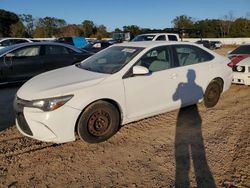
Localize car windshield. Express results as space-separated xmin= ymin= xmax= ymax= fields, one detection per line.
xmin=230 ymin=45 xmax=250 ymax=55
xmin=132 ymin=35 xmax=156 ymax=41
xmin=78 ymin=46 xmax=143 ymax=74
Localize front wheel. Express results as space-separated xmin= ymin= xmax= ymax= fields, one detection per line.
xmin=204 ymin=81 xmax=222 ymax=108
xmin=77 ymin=101 xmax=120 ymax=143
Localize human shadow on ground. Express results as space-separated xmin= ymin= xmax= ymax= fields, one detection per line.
xmin=0 ymin=85 xmax=19 ymax=132
xmin=173 ymin=69 xmax=215 ymax=188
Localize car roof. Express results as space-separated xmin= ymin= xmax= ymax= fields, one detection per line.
xmin=12 ymin=41 xmax=81 ymax=50
xmin=0 ymin=41 xmax=83 ymax=56
xmin=113 ymin=41 xmax=194 ymax=48
xmin=0 ymin=38 xmax=32 ymax=41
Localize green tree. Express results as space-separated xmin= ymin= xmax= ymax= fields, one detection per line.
xmin=194 ymin=19 xmax=221 ymax=38
xmin=0 ymin=9 xmax=19 ymax=37
xmin=35 ymin=17 xmax=66 ymax=37
xmin=123 ymin=25 xmax=141 ymax=37
xmin=81 ymin=20 xmax=95 ymax=37
xmin=113 ymin=28 xmax=122 ymax=32
xmin=33 ymin=27 xmax=47 ymax=38
xmin=172 ymin=15 xmax=194 ymax=29
xmin=10 ymin=21 xmax=26 ymax=37
xmin=60 ymin=24 xmax=81 ymax=37
xmin=230 ymin=18 xmax=250 ymax=37
xmin=95 ymin=25 xmax=109 ymax=39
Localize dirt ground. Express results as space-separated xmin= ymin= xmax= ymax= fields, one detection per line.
xmin=0 ymin=47 xmax=249 ymax=188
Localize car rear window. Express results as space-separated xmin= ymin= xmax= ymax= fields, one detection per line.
xmin=230 ymin=45 xmax=250 ymax=55
xmin=132 ymin=35 xmax=156 ymax=41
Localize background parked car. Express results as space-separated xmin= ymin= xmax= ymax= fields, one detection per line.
xmin=0 ymin=42 xmax=93 ymax=85
xmin=195 ymin=40 xmax=216 ymax=50
xmin=82 ymin=40 xmax=115 ymax=53
xmin=227 ymin=44 xmax=250 ymax=67
xmin=232 ymin=57 xmax=250 ymax=85
xmin=132 ymin=33 xmax=180 ymax=42
xmin=55 ymin=36 xmax=89 ymax=48
xmin=0 ymin=38 xmax=33 ymax=49
xmin=211 ymin=41 xmax=223 ymax=49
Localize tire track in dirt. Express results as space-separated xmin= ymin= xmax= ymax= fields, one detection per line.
xmin=0 ymin=137 xmax=57 ymax=158
xmin=0 ymin=85 xmax=249 ymax=187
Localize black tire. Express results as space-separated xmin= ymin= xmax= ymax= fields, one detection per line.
xmin=77 ymin=101 xmax=120 ymax=143
xmin=204 ymin=80 xmax=222 ymax=108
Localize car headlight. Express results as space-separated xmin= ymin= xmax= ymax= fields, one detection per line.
xmin=236 ymin=66 xmax=243 ymax=72
xmin=29 ymin=95 xmax=73 ymax=111
xmin=233 ymin=65 xmax=245 ymax=72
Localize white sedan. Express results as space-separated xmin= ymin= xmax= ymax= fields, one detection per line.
xmin=232 ymin=57 xmax=250 ymax=85
xmin=14 ymin=42 xmax=232 ymax=143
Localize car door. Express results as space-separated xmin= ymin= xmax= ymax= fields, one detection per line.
xmin=3 ymin=45 xmax=43 ymax=82
xmin=123 ymin=46 xmax=180 ymax=119
xmin=171 ymin=44 xmax=215 ymax=106
xmin=41 ymin=45 xmax=75 ymax=71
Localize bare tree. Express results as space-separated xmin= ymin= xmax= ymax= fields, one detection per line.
xmin=219 ymin=11 xmax=235 ymax=37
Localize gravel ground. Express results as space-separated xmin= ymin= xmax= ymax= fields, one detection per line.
xmin=0 ymin=47 xmax=249 ymax=188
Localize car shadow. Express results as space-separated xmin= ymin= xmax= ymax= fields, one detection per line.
xmin=0 ymin=85 xmax=19 ymax=132
xmin=173 ymin=69 xmax=215 ymax=188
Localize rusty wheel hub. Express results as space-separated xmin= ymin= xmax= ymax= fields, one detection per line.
xmin=87 ymin=110 xmax=110 ymax=136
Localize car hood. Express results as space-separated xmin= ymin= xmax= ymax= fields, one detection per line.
xmin=17 ymin=65 xmax=109 ymax=100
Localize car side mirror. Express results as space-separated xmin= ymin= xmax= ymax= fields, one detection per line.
xmin=132 ymin=65 xmax=149 ymax=75
xmin=5 ymin=53 xmax=15 ymax=58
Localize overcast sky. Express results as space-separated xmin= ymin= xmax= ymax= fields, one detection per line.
xmin=1 ymin=0 xmax=250 ymax=31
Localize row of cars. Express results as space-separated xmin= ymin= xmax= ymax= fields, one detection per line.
xmin=1 ymin=36 xmax=248 ymax=86
xmin=0 ymin=35 xmax=249 ymax=144
xmin=0 ymin=34 xmax=181 ymax=85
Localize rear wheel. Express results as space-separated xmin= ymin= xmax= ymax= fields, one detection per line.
xmin=77 ymin=101 xmax=120 ymax=143
xmin=204 ymin=80 xmax=222 ymax=108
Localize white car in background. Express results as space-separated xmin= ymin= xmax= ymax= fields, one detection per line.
xmin=0 ymin=38 xmax=33 ymax=49
xmin=232 ymin=57 xmax=250 ymax=85
xmin=132 ymin=33 xmax=180 ymax=42
xmin=14 ymin=41 xmax=232 ymax=144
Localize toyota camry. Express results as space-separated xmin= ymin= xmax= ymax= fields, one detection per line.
xmin=14 ymin=41 xmax=232 ymax=143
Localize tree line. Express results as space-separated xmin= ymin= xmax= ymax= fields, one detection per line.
xmin=0 ymin=9 xmax=250 ymax=39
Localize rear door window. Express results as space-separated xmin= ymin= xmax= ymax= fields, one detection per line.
xmin=173 ymin=45 xmax=214 ymax=66
xmin=168 ymin=35 xmax=178 ymax=41
xmin=45 ymin=45 xmax=70 ymax=55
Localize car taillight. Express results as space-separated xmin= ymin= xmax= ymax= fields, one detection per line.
xmin=227 ymin=61 xmax=234 ymax=68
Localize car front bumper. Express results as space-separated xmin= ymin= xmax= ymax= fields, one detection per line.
xmin=14 ymin=97 xmax=81 ymax=143
xmin=232 ymin=72 xmax=250 ymax=86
